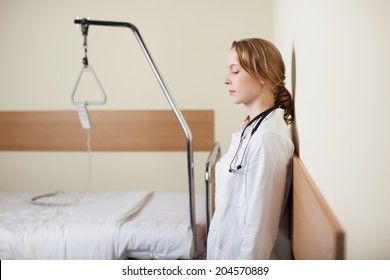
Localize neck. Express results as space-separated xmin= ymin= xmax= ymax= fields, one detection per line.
xmin=246 ymin=98 xmax=275 ymax=121
xmin=244 ymin=85 xmax=275 ymax=120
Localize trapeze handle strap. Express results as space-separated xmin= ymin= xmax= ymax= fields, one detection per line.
xmin=81 ymin=18 xmax=89 ymax=66
xmin=71 ymin=18 xmax=107 ymax=106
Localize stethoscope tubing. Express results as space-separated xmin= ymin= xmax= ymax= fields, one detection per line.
xmin=228 ymin=106 xmax=278 ymax=173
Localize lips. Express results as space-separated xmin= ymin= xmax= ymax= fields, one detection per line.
xmin=229 ymin=90 xmax=236 ymax=96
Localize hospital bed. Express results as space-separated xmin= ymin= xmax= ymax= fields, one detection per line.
xmin=0 ymin=18 xmax=221 ymax=260
xmin=0 ymin=109 xmax=216 ymax=259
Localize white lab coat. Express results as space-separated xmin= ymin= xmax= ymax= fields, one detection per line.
xmin=207 ymin=108 xmax=294 ymax=260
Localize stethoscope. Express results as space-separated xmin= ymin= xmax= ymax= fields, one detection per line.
xmin=228 ymin=105 xmax=278 ymax=173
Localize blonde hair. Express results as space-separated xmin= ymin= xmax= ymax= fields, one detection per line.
xmin=232 ymin=38 xmax=294 ymax=124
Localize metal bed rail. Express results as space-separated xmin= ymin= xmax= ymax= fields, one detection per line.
xmin=73 ymin=18 xmax=197 ymax=257
xmin=205 ymin=142 xmax=221 ymax=234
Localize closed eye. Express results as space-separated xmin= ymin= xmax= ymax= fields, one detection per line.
xmin=227 ymin=64 xmax=240 ymax=75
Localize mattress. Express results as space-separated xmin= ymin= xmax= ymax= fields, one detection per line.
xmin=0 ymin=190 xmax=206 ymax=260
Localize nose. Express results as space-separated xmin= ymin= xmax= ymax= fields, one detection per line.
xmin=224 ymin=75 xmax=231 ymax=85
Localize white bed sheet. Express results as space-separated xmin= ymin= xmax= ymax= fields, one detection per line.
xmin=0 ymin=190 xmax=206 ymax=260
xmin=119 ymin=192 xmax=206 ymax=260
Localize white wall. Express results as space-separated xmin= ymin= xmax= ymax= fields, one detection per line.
xmin=0 ymin=0 xmax=271 ymax=193
xmin=271 ymin=0 xmax=390 ymax=259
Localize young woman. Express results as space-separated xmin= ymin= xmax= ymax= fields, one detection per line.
xmin=207 ymin=38 xmax=295 ymax=260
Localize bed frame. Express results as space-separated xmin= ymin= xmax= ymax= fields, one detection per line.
xmin=0 ymin=109 xmax=214 ymax=259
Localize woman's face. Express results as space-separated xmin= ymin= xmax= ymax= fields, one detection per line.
xmin=225 ymin=48 xmax=264 ymax=106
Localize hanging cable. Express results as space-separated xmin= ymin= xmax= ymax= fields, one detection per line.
xmin=30 ymin=19 xmax=106 ymax=207
xmin=30 ymin=128 xmax=94 ymax=207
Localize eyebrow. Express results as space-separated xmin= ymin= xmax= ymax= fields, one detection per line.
xmin=227 ymin=64 xmax=240 ymax=69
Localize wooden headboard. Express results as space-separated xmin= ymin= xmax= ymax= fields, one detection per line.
xmin=0 ymin=110 xmax=214 ymax=151
xmin=292 ymin=155 xmax=345 ymax=259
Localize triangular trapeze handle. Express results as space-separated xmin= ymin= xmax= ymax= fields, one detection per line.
xmin=70 ymin=65 xmax=107 ymax=106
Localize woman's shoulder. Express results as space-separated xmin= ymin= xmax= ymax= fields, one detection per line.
xmin=260 ymin=109 xmax=292 ymax=137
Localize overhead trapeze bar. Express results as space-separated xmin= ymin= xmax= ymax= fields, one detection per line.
xmin=73 ymin=18 xmax=197 ymax=257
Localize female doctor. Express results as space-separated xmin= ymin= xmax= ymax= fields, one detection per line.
xmin=207 ymin=38 xmax=295 ymax=260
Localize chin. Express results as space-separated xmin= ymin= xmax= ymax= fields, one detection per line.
xmin=232 ymin=100 xmax=242 ymax=105
xmin=231 ymin=98 xmax=243 ymax=105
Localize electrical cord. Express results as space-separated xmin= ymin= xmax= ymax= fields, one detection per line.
xmin=30 ymin=129 xmax=93 ymax=207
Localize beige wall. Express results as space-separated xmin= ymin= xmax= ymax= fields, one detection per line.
xmin=271 ymin=0 xmax=390 ymax=259
xmin=0 ymin=0 xmax=271 ymax=193
xmin=2 ymin=0 xmax=389 ymax=261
